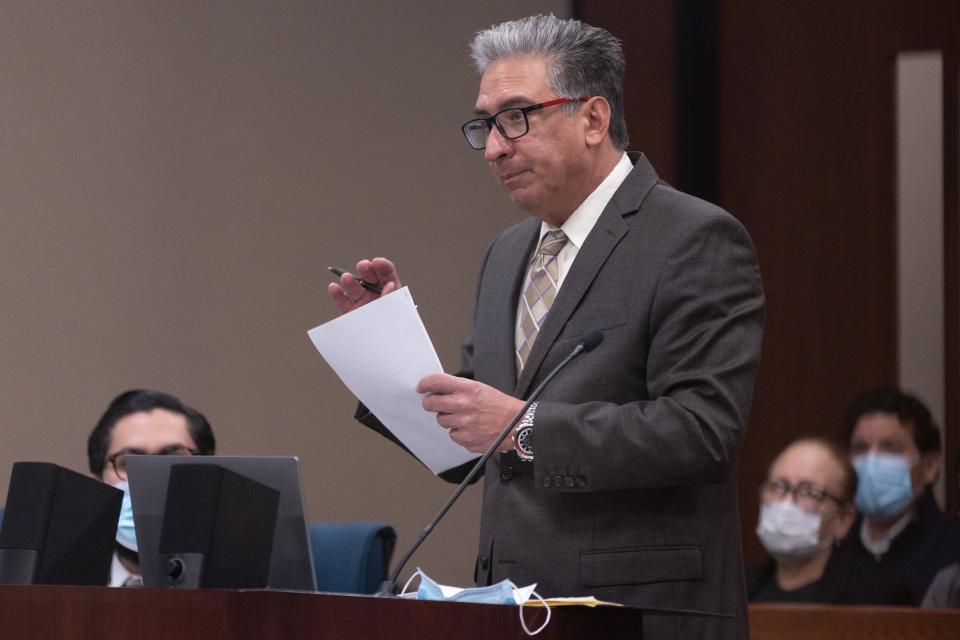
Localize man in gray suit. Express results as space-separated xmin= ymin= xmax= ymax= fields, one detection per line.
xmin=329 ymin=15 xmax=763 ymax=639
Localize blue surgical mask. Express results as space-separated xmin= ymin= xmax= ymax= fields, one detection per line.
xmin=406 ymin=568 xmax=549 ymax=636
xmin=853 ymin=453 xmax=914 ymax=520
xmin=415 ymin=569 xmax=524 ymax=605
xmin=111 ymin=480 xmax=138 ymax=552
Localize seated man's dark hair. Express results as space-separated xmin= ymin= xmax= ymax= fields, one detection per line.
xmin=844 ymin=387 xmax=940 ymax=455
xmin=87 ymin=389 xmax=215 ymax=477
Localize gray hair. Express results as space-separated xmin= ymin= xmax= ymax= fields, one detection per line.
xmin=469 ymin=14 xmax=628 ymax=150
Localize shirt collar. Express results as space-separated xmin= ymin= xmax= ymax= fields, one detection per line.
xmin=538 ymin=152 xmax=634 ymax=248
xmin=109 ymin=551 xmax=141 ymax=587
xmin=859 ymin=507 xmax=915 ymax=558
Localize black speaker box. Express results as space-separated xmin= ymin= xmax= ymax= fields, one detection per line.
xmin=0 ymin=462 xmax=122 ymax=585
xmin=158 ymin=463 xmax=279 ymax=589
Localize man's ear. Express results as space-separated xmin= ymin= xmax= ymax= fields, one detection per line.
xmin=919 ymin=449 xmax=942 ymax=486
xmin=583 ymin=96 xmax=612 ymax=147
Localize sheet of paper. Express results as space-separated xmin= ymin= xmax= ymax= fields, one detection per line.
xmin=307 ymin=287 xmax=477 ymax=474
xmin=524 ymin=596 xmax=623 ymax=607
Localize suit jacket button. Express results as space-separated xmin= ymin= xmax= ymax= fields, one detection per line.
xmin=500 ymin=465 xmax=515 ymax=481
xmin=541 ymin=476 xmax=552 ymax=488
xmin=563 ymin=476 xmax=575 ymax=488
xmin=553 ymin=475 xmax=563 ymax=488
xmin=480 ymin=555 xmax=489 ymax=571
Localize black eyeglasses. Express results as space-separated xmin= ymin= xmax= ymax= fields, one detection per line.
xmin=106 ymin=444 xmax=199 ymax=480
xmin=461 ymin=97 xmax=589 ymax=150
xmin=759 ymin=479 xmax=844 ymax=510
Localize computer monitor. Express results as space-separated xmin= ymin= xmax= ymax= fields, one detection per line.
xmin=0 ymin=462 xmax=121 ymax=586
xmin=125 ymin=455 xmax=317 ymax=591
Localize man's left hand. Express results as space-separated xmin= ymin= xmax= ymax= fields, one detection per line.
xmin=417 ymin=374 xmax=526 ymax=453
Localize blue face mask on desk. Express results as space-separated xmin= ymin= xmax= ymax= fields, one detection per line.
xmin=416 ymin=570 xmax=524 ymax=605
xmin=111 ymin=481 xmax=138 ymax=552
xmin=404 ymin=568 xmax=550 ymax=636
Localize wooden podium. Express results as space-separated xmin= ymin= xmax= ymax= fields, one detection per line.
xmin=5 ymin=585 xmax=960 ymax=639
xmin=0 ymin=584 xmax=642 ymax=639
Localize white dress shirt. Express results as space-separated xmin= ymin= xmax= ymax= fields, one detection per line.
xmin=515 ymin=152 xmax=633 ymax=330
xmin=109 ymin=551 xmax=142 ymax=587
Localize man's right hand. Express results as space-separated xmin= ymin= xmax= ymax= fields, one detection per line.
xmin=327 ymin=257 xmax=402 ymax=314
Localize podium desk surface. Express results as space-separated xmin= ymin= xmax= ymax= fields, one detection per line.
xmin=0 ymin=584 xmax=641 ymax=640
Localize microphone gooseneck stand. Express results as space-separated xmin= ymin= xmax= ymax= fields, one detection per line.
xmin=376 ymin=330 xmax=604 ymax=596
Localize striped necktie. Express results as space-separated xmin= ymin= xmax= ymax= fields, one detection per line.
xmin=515 ymin=230 xmax=568 ymax=372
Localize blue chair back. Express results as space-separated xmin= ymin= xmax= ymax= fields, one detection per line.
xmin=309 ymin=522 xmax=395 ymax=594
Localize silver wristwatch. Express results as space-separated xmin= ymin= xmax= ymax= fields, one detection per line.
xmin=513 ymin=401 xmax=537 ymax=461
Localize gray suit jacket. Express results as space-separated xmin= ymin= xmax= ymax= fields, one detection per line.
xmin=462 ymin=153 xmax=763 ymax=639
xmin=359 ymin=153 xmax=762 ymax=639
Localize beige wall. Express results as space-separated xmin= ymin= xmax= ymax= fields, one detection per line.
xmin=0 ymin=1 xmax=568 ymax=586
xmin=896 ymin=51 xmax=948 ymax=504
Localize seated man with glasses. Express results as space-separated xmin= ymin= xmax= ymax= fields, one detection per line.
xmin=746 ymin=437 xmax=910 ymax=604
xmin=86 ymin=389 xmax=215 ymax=586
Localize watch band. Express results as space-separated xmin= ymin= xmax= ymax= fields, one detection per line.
xmin=513 ymin=401 xmax=537 ymax=461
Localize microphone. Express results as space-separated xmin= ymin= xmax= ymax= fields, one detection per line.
xmin=376 ymin=329 xmax=604 ymax=596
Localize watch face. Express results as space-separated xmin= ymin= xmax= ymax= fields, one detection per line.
xmin=515 ymin=424 xmax=534 ymax=460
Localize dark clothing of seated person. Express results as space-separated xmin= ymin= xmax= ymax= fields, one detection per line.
xmin=844 ymin=387 xmax=960 ymax=604
xmin=747 ymin=437 xmax=911 ymax=605
xmin=747 ymin=542 xmax=912 ymax=605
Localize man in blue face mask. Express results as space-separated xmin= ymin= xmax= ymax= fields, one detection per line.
xmin=87 ymin=389 xmax=216 ymax=587
xmin=844 ymin=387 xmax=960 ymax=604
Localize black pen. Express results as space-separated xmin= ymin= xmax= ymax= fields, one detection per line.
xmin=328 ymin=266 xmax=383 ymax=295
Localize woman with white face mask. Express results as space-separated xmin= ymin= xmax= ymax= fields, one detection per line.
xmin=746 ymin=438 xmax=911 ymax=604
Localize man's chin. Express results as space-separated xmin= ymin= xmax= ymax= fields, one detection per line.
xmin=503 ymin=185 xmax=538 ymax=213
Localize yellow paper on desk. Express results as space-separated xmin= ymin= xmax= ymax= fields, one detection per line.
xmin=524 ymin=596 xmax=623 ymax=608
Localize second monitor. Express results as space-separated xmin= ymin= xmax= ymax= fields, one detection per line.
xmin=125 ymin=455 xmax=317 ymax=591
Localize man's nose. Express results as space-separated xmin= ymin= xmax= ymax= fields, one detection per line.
xmin=483 ymin=126 xmax=512 ymax=161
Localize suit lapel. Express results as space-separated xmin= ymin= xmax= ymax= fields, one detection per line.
xmin=513 ymin=153 xmax=659 ymax=398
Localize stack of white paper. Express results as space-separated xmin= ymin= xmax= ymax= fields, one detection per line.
xmin=307 ymin=287 xmax=477 ymax=474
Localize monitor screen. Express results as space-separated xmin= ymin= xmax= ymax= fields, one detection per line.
xmin=125 ymin=455 xmax=317 ymax=591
